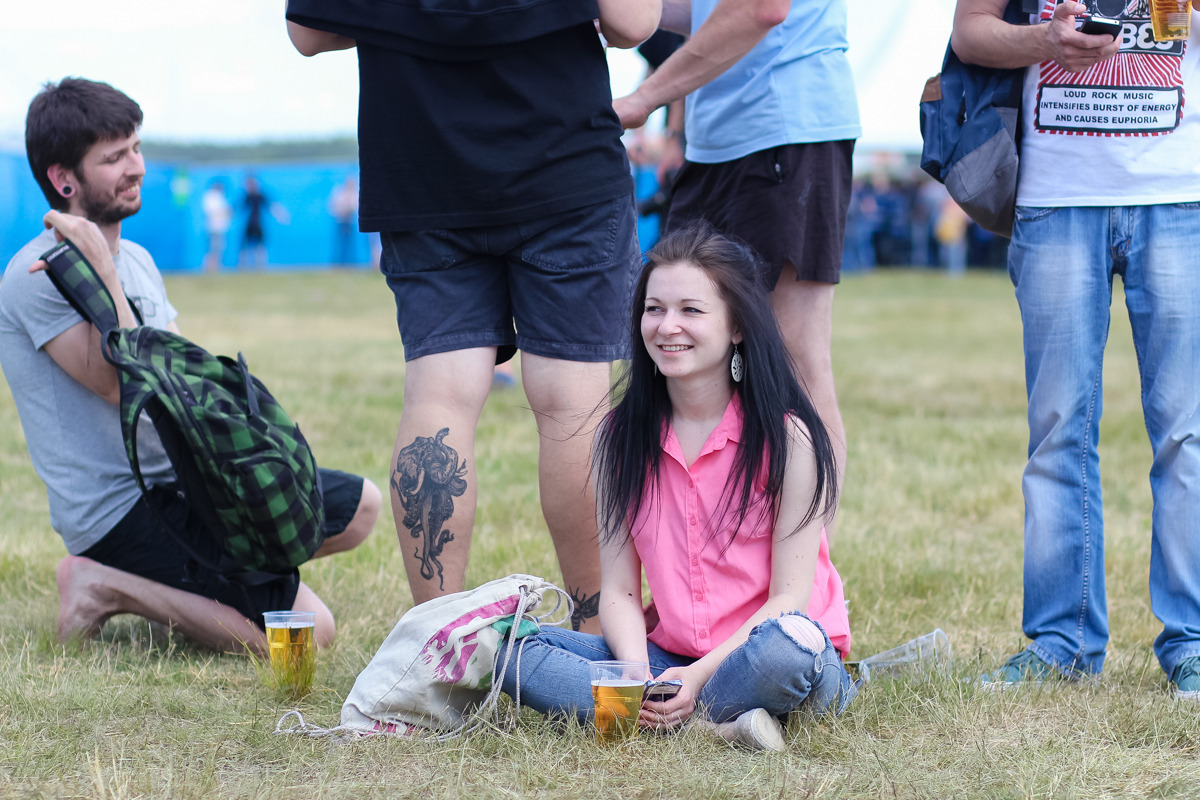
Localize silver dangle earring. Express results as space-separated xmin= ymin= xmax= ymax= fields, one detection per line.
xmin=730 ymin=344 xmax=744 ymax=383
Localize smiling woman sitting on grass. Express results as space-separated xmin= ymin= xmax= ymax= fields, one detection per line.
xmin=494 ymin=222 xmax=856 ymax=751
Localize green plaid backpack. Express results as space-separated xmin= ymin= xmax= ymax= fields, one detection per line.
xmin=41 ymin=240 xmax=325 ymax=579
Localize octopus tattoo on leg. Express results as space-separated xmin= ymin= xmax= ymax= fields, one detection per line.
xmin=392 ymin=428 xmax=468 ymax=590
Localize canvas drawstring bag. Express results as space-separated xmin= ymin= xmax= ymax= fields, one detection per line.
xmin=276 ymin=573 xmax=571 ymax=741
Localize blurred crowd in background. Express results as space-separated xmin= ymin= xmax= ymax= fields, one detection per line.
xmin=843 ymin=172 xmax=1010 ymax=273
xmin=0 ymin=144 xmax=1001 ymax=275
xmin=630 ymin=144 xmax=1006 ymax=279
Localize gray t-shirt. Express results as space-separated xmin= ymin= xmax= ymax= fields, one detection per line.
xmin=0 ymin=229 xmax=177 ymax=553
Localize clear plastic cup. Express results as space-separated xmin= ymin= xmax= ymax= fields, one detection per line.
xmin=263 ymin=610 xmax=317 ymax=698
xmin=1151 ymin=0 xmax=1192 ymax=41
xmin=853 ymin=628 xmax=953 ymax=683
xmin=589 ymin=660 xmax=647 ymax=745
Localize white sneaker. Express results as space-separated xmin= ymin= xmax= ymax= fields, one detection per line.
xmin=706 ymin=708 xmax=786 ymax=752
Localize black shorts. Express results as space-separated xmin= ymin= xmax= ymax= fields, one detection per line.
xmin=81 ymin=468 xmax=364 ymax=630
xmin=665 ymin=140 xmax=855 ymax=287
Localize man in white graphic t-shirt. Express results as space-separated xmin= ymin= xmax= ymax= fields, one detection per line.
xmin=953 ymin=0 xmax=1200 ymax=697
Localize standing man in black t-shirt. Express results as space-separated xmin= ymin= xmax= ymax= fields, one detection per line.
xmin=286 ymin=1 xmax=659 ymax=632
xmin=238 ymin=174 xmax=269 ymax=269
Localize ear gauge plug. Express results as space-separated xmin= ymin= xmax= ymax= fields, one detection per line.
xmin=61 ymin=185 xmax=74 ymax=197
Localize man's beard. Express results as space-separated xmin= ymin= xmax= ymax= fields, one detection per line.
xmin=77 ymin=177 xmax=141 ymax=226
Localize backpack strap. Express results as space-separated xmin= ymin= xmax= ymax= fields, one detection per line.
xmin=123 ymin=382 xmax=162 ymax=499
xmin=39 ymin=240 xmax=144 ymax=359
xmin=238 ymin=352 xmax=261 ymax=417
xmin=120 ymin=376 xmax=214 ymax=570
xmin=40 ymin=240 xmax=122 ymax=337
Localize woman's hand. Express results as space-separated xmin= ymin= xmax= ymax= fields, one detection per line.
xmin=638 ymin=665 xmax=702 ymax=731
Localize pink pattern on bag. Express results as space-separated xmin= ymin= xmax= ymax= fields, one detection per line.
xmin=420 ymin=595 xmax=520 ymax=682
xmin=370 ymin=719 xmax=422 ymax=736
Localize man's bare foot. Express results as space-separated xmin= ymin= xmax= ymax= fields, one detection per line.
xmin=54 ymin=555 xmax=275 ymax=653
xmin=56 ymin=556 xmax=116 ymax=642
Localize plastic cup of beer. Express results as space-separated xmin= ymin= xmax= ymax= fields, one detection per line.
xmin=589 ymin=660 xmax=647 ymax=745
xmin=263 ymin=610 xmax=317 ymax=699
xmin=1151 ymin=0 xmax=1192 ymax=41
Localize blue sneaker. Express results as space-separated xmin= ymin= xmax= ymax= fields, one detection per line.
xmin=981 ymin=649 xmax=1063 ymax=688
xmin=1171 ymin=656 xmax=1200 ymax=701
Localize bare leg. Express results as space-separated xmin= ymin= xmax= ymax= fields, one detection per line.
xmin=56 ymin=557 xmax=336 ymax=655
xmin=313 ymin=477 xmax=381 ymax=558
xmin=770 ymin=268 xmax=845 ymax=540
xmin=291 ymin=581 xmax=336 ymax=649
xmin=391 ymin=348 xmax=494 ymax=606
xmin=57 ymin=556 xmax=258 ymax=653
xmin=520 ymin=354 xmax=610 ymax=634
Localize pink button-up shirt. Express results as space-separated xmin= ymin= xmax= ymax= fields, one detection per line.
xmin=630 ymin=396 xmax=851 ymax=660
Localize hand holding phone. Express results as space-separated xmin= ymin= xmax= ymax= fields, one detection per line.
xmin=1079 ymin=15 xmax=1121 ymax=38
xmin=643 ymin=679 xmax=683 ymax=702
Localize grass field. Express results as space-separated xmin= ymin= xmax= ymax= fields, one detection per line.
xmin=2 ymin=267 xmax=1198 ymax=799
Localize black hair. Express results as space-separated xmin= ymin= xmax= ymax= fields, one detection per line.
xmin=593 ymin=221 xmax=838 ymax=548
xmin=25 ymin=78 xmax=143 ymax=211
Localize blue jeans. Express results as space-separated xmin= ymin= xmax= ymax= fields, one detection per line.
xmin=496 ymin=613 xmax=856 ymax=724
xmin=1008 ymin=203 xmax=1200 ymax=678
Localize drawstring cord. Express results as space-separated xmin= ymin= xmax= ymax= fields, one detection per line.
xmin=275 ymin=579 xmax=573 ymax=742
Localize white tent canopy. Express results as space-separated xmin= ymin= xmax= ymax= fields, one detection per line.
xmin=847 ymin=0 xmax=957 ymax=152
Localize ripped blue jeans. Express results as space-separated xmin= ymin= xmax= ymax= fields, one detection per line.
xmin=496 ymin=613 xmax=856 ymax=724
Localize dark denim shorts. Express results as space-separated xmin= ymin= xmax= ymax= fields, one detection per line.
xmin=83 ymin=468 xmax=364 ymax=630
xmin=379 ymin=194 xmax=639 ymax=364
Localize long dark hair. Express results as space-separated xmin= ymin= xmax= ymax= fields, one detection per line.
xmin=593 ymin=222 xmax=838 ymax=547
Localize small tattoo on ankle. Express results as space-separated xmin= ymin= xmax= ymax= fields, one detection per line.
xmin=569 ymin=586 xmax=600 ymax=631
xmin=392 ymin=427 xmax=467 ymax=590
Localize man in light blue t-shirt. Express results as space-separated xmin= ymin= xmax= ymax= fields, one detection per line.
xmin=614 ymin=0 xmax=861 ymax=541
xmin=0 ymin=78 xmax=381 ymax=654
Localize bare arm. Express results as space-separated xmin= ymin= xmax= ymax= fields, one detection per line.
xmin=952 ymin=0 xmax=1119 ymax=71
xmin=287 ymin=20 xmax=355 ymax=56
xmin=597 ymin=529 xmax=652 ymax=671
xmin=43 ymin=310 xmax=180 ymax=405
xmin=32 ymin=212 xmax=140 ymax=404
xmin=42 ymin=322 xmax=120 ymax=404
xmin=613 ymin=0 xmax=788 ymax=129
xmin=42 ymin=293 xmax=179 ymax=405
xmin=597 ymin=0 xmax=664 ymax=49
